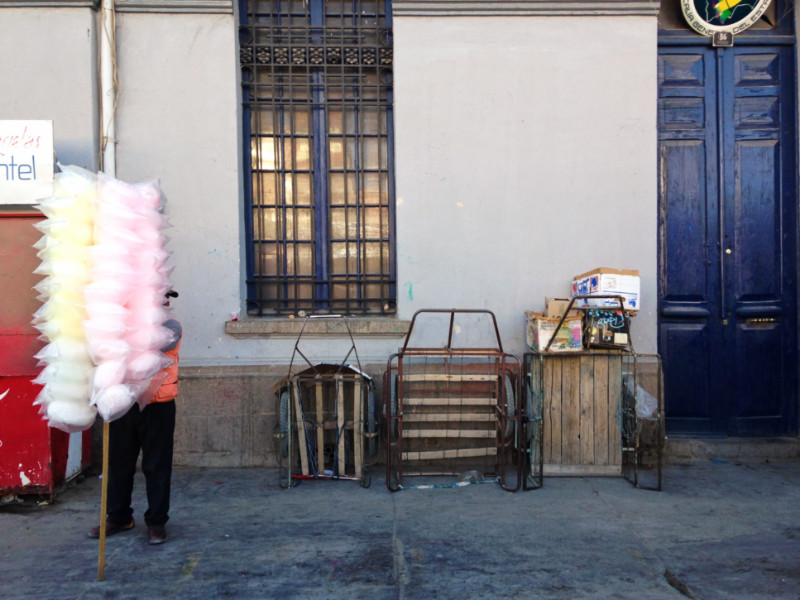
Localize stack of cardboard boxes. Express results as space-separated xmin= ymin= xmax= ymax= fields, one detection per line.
xmin=526 ymin=268 xmax=640 ymax=352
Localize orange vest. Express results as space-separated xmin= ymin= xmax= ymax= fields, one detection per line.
xmin=151 ymin=338 xmax=181 ymax=403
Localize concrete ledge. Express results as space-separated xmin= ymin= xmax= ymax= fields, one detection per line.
xmin=392 ymin=0 xmax=661 ymax=17
xmin=666 ymin=437 xmax=800 ymax=463
xmin=225 ymin=318 xmax=411 ymax=339
xmin=115 ymin=0 xmax=233 ymax=12
xmin=0 ymin=1 xmax=96 ymax=6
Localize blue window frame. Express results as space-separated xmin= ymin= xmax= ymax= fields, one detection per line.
xmin=239 ymin=0 xmax=396 ymax=317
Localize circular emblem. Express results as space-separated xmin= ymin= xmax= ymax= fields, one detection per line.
xmin=681 ymin=0 xmax=772 ymax=36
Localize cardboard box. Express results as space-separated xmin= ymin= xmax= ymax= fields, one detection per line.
xmin=526 ymin=311 xmax=583 ymax=352
xmin=571 ymin=268 xmax=640 ymax=311
xmin=544 ymin=297 xmax=581 ymax=319
xmin=583 ymin=309 xmax=631 ymax=349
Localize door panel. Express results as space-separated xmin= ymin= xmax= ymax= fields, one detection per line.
xmin=660 ymin=323 xmax=715 ymax=424
xmin=732 ymin=140 xmax=780 ymax=299
xmin=658 ymin=45 xmax=797 ymax=436
xmin=659 ymin=48 xmax=722 ymax=433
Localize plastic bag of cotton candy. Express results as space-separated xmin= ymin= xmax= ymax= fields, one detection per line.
xmin=31 ymin=167 xmax=177 ymax=428
xmin=31 ymin=165 xmax=99 ymax=432
xmin=85 ymin=175 xmax=175 ymax=422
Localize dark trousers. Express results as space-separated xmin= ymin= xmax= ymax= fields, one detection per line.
xmin=107 ymin=400 xmax=175 ymax=527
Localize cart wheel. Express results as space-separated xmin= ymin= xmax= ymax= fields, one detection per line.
xmin=525 ymin=383 xmax=534 ymax=443
xmin=276 ymin=390 xmax=290 ymax=458
xmin=504 ymin=374 xmax=516 ymax=439
xmin=390 ymin=373 xmax=399 ymax=440
xmin=367 ymin=384 xmax=378 ymax=458
xmin=360 ymin=468 xmax=371 ymax=488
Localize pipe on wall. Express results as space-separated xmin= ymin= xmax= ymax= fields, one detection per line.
xmin=99 ymin=0 xmax=116 ymax=177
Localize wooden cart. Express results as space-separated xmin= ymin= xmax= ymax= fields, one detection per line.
xmin=384 ymin=309 xmax=522 ymax=492
xmin=273 ymin=316 xmax=378 ymax=488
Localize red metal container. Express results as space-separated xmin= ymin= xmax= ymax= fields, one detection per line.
xmin=0 ymin=214 xmax=91 ymax=499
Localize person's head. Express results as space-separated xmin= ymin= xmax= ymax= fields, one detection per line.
xmin=164 ymin=289 xmax=179 ymax=307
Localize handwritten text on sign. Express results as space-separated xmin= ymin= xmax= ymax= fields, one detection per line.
xmin=0 ymin=120 xmax=54 ymax=205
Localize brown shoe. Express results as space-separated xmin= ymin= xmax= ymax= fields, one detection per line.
xmin=147 ymin=525 xmax=167 ymax=545
xmin=88 ymin=518 xmax=135 ymax=538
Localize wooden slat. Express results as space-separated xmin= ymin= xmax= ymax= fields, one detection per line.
xmin=401 ymin=373 xmax=497 ymax=382
xmin=561 ymin=356 xmax=581 ymax=464
xmin=544 ymin=464 xmax=621 ymax=477
xmin=337 ymin=377 xmax=345 ymax=475
xmin=403 ymin=397 xmax=496 ymax=406
xmin=291 ymin=382 xmax=309 ymax=476
xmin=354 ymin=379 xmax=363 ymax=478
xmin=544 ymin=357 xmax=562 ymax=465
xmin=579 ymin=356 xmax=595 ymax=465
xmin=402 ymin=447 xmax=497 ymax=460
xmin=402 ymin=413 xmax=496 ymax=422
xmin=315 ymin=382 xmax=325 ymax=473
xmin=607 ymin=356 xmax=623 ymax=465
xmin=402 ymin=429 xmax=496 ymax=438
xmin=594 ymin=357 xmax=610 ymax=465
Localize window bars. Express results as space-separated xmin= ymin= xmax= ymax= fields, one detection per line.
xmin=384 ymin=310 xmax=523 ymax=492
xmin=240 ymin=0 xmax=396 ymax=316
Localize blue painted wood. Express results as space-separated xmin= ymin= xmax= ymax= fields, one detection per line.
xmin=658 ymin=45 xmax=797 ymax=436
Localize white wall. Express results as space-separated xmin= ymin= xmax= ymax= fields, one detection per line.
xmin=114 ymin=13 xmax=246 ymax=367
xmin=393 ymin=16 xmax=659 ymax=355
xmin=110 ymin=12 xmax=661 ymax=365
xmin=2 ymin=8 xmax=658 ymax=367
xmin=0 ymin=8 xmax=98 ymax=169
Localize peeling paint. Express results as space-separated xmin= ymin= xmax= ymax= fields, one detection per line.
xmin=19 ymin=471 xmax=30 ymax=486
xmin=0 ymin=388 xmax=9 ymax=401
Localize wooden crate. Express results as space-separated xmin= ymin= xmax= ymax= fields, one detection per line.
xmin=529 ymin=352 xmax=623 ymax=476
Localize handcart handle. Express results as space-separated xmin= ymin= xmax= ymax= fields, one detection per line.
xmin=402 ymin=309 xmax=504 ymax=353
xmin=288 ymin=314 xmax=363 ymax=377
xmin=543 ymin=295 xmax=631 ymax=353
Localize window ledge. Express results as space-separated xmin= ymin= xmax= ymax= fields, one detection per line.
xmin=225 ymin=317 xmax=411 ymax=339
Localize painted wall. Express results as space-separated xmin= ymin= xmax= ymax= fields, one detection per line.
xmin=0 ymin=8 xmax=98 ymax=170
xmin=113 ymin=11 xmax=659 ymax=368
xmin=393 ymin=16 xmax=659 ymax=355
xmin=0 ymin=6 xmax=660 ymax=467
xmin=113 ymin=12 xmax=246 ymax=367
xmin=1 ymin=8 xmax=658 ymax=368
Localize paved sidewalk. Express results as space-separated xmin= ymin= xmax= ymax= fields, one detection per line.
xmin=2 ymin=460 xmax=799 ymax=599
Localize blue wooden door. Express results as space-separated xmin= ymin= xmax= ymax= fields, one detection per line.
xmin=658 ymin=45 xmax=797 ymax=435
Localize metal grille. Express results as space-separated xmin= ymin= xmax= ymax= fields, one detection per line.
xmin=240 ymin=0 xmax=396 ymax=316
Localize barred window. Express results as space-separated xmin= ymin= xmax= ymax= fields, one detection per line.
xmin=239 ymin=0 xmax=396 ymax=317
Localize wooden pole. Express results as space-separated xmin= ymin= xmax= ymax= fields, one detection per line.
xmin=315 ymin=382 xmax=324 ymax=472
xmin=97 ymin=420 xmax=110 ymax=581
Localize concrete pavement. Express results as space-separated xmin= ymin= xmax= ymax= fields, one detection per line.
xmin=2 ymin=459 xmax=799 ymax=599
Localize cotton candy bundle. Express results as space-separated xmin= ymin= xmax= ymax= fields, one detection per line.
xmin=86 ymin=176 xmax=175 ymax=421
xmin=31 ymin=166 xmax=98 ymax=432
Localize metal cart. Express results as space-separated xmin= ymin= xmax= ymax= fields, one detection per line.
xmin=384 ymin=309 xmax=522 ymax=492
xmin=621 ymin=353 xmax=664 ymax=491
xmin=530 ymin=295 xmax=664 ymax=490
xmin=273 ymin=315 xmax=378 ymax=488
